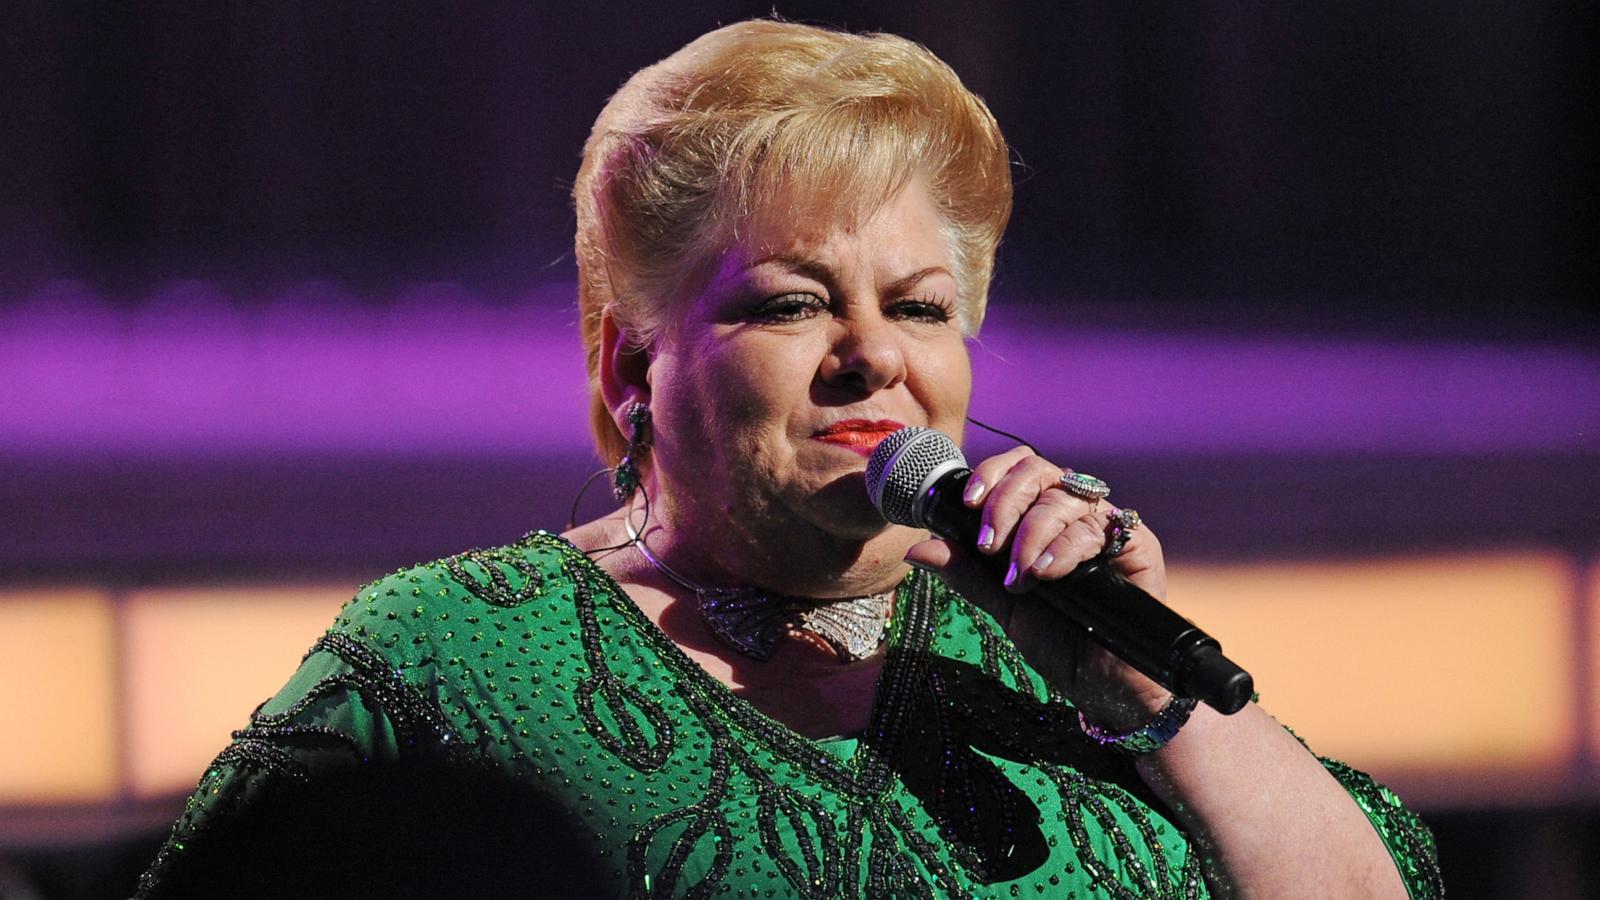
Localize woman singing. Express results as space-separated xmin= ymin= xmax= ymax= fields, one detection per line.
xmin=140 ymin=20 xmax=1439 ymax=899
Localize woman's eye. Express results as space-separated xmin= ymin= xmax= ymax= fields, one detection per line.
xmin=751 ymin=292 xmax=826 ymax=322
xmin=888 ymin=297 xmax=955 ymax=323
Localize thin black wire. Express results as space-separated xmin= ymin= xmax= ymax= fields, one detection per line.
xmin=965 ymin=415 xmax=1038 ymax=455
xmin=566 ymin=466 xmax=648 ymax=555
xmin=565 ymin=467 xmax=611 ymax=531
xmin=573 ymin=417 xmax=1028 ymax=555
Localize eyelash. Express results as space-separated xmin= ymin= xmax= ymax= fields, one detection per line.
xmin=889 ymin=297 xmax=955 ymax=324
xmin=751 ymin=292 xmax=827 ymax=323
xmin=749 ymin=292 xmax=955 ymax=324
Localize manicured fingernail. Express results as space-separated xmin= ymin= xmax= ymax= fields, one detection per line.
xmin=1003 ymin=561 xmax=1018 ymax=587
xmin=976 ymin=524 xmax=995 ymax=550
xmin=1030 ymin=551 xmax=1055 ymax=573
xmin=963 ymin=478 xmax=986 ymax=504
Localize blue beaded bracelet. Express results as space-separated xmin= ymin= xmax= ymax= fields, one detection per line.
xmin=1078 ymin=695 xmax=1198 ymax=755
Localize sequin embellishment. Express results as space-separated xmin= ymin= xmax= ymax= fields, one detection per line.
xmin=138 ymin=531 xmax=1441 ymax=900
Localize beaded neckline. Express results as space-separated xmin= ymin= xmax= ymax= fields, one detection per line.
xmin=623 ymin=517 xmax=895 ymax=662
xmin=534 ymin=530 xmax=934 ymax=797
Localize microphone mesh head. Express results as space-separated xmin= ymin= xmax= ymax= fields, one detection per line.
xmin=865 ymin=427 xmax=967 ymax=526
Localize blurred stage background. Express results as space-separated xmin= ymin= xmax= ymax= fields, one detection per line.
xmin=1 ymin=2 xmax=1595 ymax=897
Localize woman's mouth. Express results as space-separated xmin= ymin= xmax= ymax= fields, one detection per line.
xmin=812 ymin=419 xmax=905 ymax=457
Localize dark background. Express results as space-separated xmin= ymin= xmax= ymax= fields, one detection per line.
xmin=2 ymin=3 xmax=1596 ymax=898
xmin=3 ymin=1 xmax=1593 ymax=336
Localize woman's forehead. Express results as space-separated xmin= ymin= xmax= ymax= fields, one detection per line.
xmin=728 ymin=177 xmax=949 ymax=269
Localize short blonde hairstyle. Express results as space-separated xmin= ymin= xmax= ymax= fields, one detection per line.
xmin=574 ymin=19 xmax=1012 ymax=464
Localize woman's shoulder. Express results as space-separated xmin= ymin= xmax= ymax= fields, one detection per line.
xmin=327 ymin=531 xmax=591 ymax=649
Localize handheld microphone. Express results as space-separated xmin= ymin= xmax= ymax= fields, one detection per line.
xmin=866 ymin=427 xmax=1253 ymax=715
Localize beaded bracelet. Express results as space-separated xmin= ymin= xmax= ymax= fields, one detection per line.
xmin=1077 ymin=695 xmax=1198 ymax=755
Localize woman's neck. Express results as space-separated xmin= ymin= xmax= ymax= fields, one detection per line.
xmin=615 ymin=493 xmax=915 ymax=600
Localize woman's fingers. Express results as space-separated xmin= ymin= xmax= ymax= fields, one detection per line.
xmin=945 ymin=446 xmax=1163 ymax=596
xmin=1005 ymin=495 xmax=1106 ymax=588
xmin=1013 ymin=510 xmax=1111 ymax=590
xmin=961 ymin=445 xmax=1036 ymax=519
xmin=1104 ymin=511 xmax=1168 ymax=601
xmin=916 ymin=449 xmax=1175 ymax=704
xmin=965 ymin=450 xmax=1103 ymax=575
xmin=973 ymin=454 xmax=1092 ymax=555
xmin=902 ymin=536 xmax=956 ymax=571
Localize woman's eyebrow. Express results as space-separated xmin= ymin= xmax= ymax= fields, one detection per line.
xmin=745 ymin=256 xmax=951 ymax=295
xmin=744 ymin=253 xmax=832 ymax=284
xmin=881 ymin=266 xmax=952 ymax=295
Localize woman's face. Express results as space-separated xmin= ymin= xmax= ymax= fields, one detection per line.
xmin=640 ymin=178 xmax=973 ymax=549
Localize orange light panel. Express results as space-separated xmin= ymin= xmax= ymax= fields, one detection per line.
xmin=1588 ymin=559 xmax=1600 ymax=755
xmin=122 ymin=584 xmax=349 ymax=798
xmin=1169 ymin=553 xmax=1575 ymax=775
xmin=0 ymin=589 xmax=119 ymax=802
xmin=4 ymin=553 xmax=1581 ymax=814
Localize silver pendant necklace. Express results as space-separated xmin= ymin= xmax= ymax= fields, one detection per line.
xmin=623 ymin=513 xmax=894 ymax=662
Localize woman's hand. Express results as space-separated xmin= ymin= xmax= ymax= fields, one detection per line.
xmin=907 ymin=446 xmax=1414 ymax=899
xmin=901 ymin=446 xmax=1171 ymax=729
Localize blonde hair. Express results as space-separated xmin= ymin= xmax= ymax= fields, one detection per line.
xmin=574 ymin=19 xmax=1012 ymax=464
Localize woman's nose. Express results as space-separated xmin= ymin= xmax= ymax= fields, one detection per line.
xmin=822 ymin=314 xmax=908 ymax=395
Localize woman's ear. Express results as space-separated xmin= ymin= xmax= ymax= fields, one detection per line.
xmin=598 ymin=305 xmax=652 ymax=425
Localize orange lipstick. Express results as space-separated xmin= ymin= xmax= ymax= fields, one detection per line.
xmin=813 ymin=419 xmax=905 ymax=457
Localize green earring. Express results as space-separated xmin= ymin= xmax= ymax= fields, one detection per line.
xmin=612 ymin=402 xmax=651 ymax=503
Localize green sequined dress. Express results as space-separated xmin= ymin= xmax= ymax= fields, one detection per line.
xmin=138 ymin=532 xmax=1441 ymax=898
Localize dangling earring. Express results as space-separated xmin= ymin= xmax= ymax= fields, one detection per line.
xmin=612 ymin=401 xmax=651 ymax=503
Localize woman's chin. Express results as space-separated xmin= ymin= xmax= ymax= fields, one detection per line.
xmin=796 ymin=477 xmax=899 ymax=541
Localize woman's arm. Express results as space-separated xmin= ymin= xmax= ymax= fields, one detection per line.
xmin=1135 ymin=700 xmax=1411 ymax=898
xmin=904 ymin=445 xmax=1429 ymax=899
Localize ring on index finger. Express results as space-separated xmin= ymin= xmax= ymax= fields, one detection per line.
xmin=1057 ymin=470 xmax=1111 ymax=502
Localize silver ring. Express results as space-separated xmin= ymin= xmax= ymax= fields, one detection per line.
xmin=1105 ymin=508 xmax=1142 ymax=556
xmin=1057 ymin=471 xmax=1110 ymax=502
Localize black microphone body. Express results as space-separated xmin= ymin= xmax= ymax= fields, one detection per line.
xmin=923 ymin=468 xmax=1252 ymax=715
xmin=866 ymin=427 xmax=1252 ymax=715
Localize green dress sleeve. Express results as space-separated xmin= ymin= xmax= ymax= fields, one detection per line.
xmin=1318 ymin=757 xmax=1443 ymax=900
xmin=134 ymin=631 xmax=463 ymax=898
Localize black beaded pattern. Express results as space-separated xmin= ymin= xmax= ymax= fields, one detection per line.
xmin=626 ymin=743 xmax=736 ymax=899
xmin=231 ymin=723 xmax=369 ymax=762
xmin=541 ymin=531 xmax=963 ymax=895
xmin=754 ymin=777 xmax=841 ymax=898
xmin=210 ymin=739 xmax=312 ymax=785
xmin=262 ymin=631 xmax=467 ymax=757
xmin=573 ymin=573 xmax=674 ymax=771
xmin=541 ymin=530 xmax=1197 ymax=898
xmin=973 ymin=603 xmax=1039 ymax=695
xmin=442 ymin=545 xmax=546 ymax=608
xmin=1043 ymin=762 xmax=1203 ymax=900
xmin=868 ymin=810 xmax=938 ymax=898
xmin=140 ymin=532 xmax=1442 ymax=900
